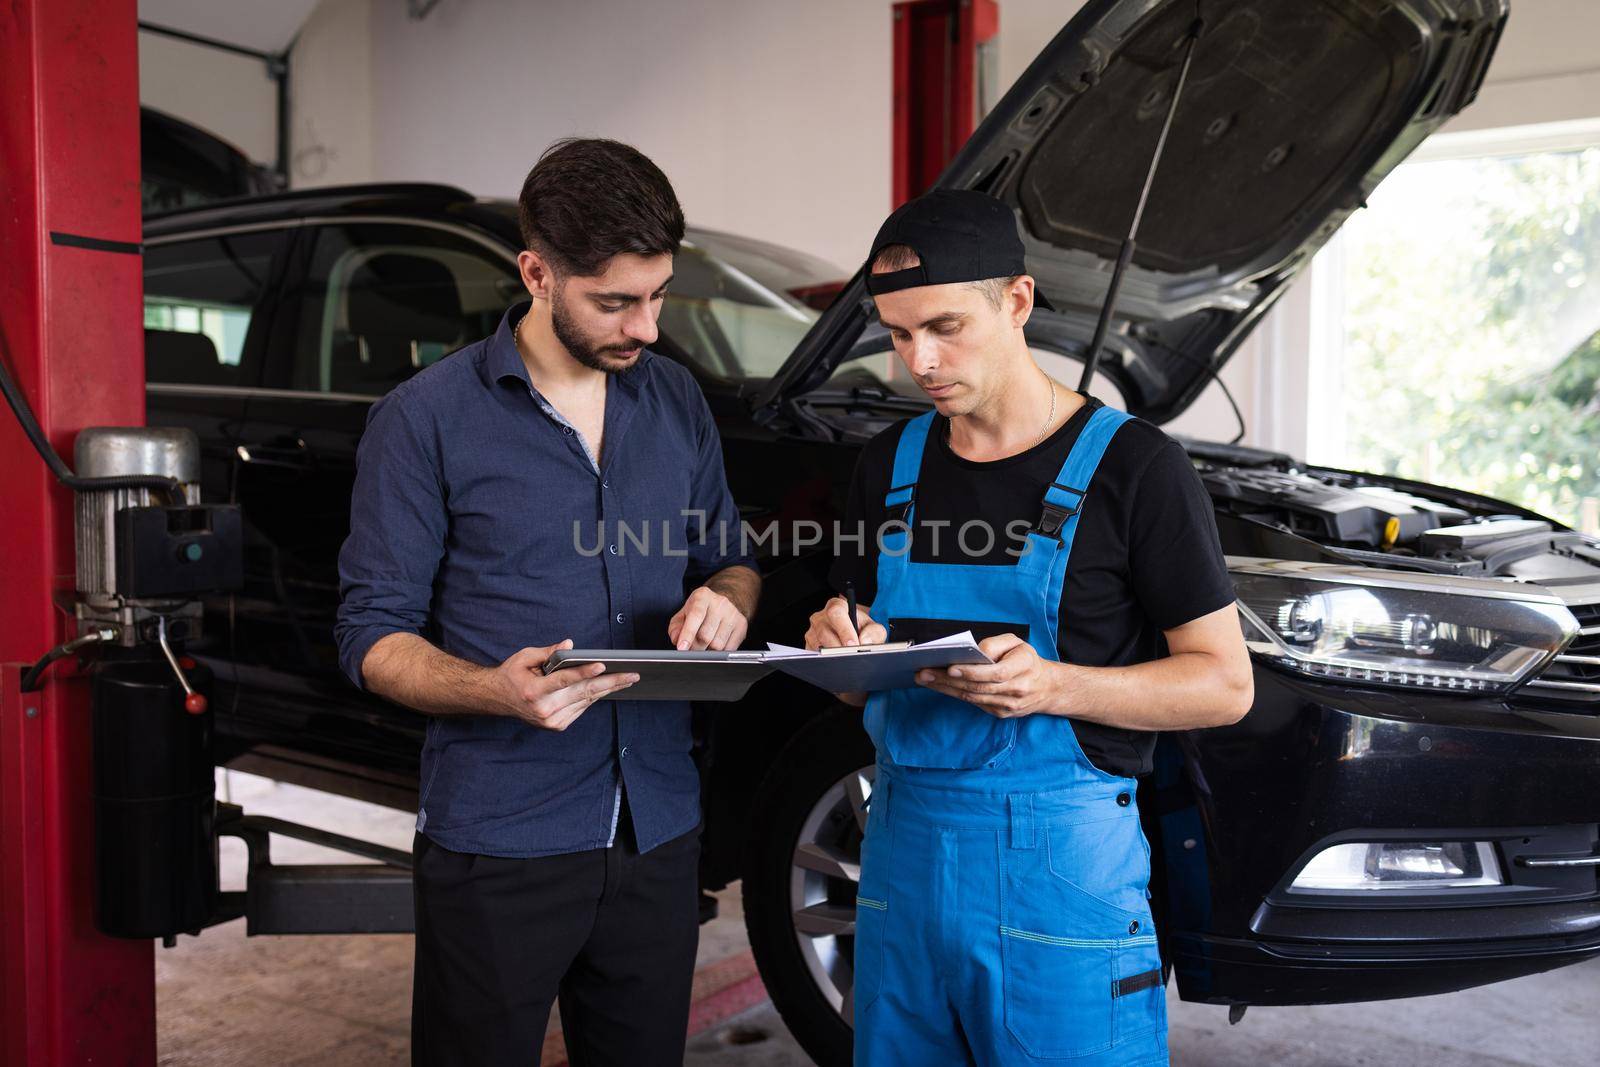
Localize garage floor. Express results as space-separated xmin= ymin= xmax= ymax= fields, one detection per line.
xmin=158 ymin=773 xmax=1600 ymax=1066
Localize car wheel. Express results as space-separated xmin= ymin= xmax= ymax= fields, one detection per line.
xmin=742 ymin=703 xmax=875 ymax=1067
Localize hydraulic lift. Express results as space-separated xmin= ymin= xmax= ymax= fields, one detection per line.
xmin=1 ymin=2 xmax=156 ymax=1062
xmin=3 ymin=4 xmax=412 ymax=1064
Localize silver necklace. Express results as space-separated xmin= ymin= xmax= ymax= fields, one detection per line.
xmin=942 ymin=376 xmax=1058 ymax=450
xmin=1037 ymin=378 xmax=1058 ymax=447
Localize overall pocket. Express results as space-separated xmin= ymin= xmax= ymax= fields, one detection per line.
xmin=1112 ymin=934 xmax=1165 ymax=1048
xmin=881 ymin=686 xmax=1016 ymax=769
xmin=1000 ymin=925 xmax=1117 ymax=1058
xmin=1001 ymin=825 xmax=1160 ymax=1059
xmin=851 ymin=791 xmax=895 ymax=1016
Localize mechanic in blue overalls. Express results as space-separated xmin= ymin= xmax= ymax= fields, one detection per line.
xmin=805 ymin=190 xmax=1253 ymax=1066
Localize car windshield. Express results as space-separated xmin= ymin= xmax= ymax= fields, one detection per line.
xmin=684 ymin=229 xmax=845 ymax=301
xmin=657 ymin=236 xmax=822 ymax=381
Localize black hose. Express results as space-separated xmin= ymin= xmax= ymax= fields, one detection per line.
xmin=20 ymin=630 xmax=115 ymax=692
xmin=0 ymin=324 xmax=182 ymax=496
xmin=20 ymin=644 xmax=75 ymax=693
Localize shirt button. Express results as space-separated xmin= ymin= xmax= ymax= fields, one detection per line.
xmin=562 ymin=426 xmax=573 ymax=436
xmin=615 ymin=613 xmax=625 ymax=624
xmin=608 ymin=544 xmax=618 ymax=555
xmin=620 ymin=746 xmax=630 ymax=759
xmin=602 ymin=479 xmax=610 ymax=489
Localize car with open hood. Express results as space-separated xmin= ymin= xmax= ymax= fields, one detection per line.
xmin=142 ymin=0 xmax=1600 ymax=1063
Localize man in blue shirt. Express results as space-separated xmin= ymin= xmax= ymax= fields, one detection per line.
xmin=335 ymin=138 xmax=760 ymax=1067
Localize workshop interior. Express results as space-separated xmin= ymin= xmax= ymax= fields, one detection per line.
xmin=3 ymin=1 xmax=1599 ymax=1065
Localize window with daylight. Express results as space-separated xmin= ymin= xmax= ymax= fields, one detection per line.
xmin=1307 ymin=123 xmax=1600 ymax=535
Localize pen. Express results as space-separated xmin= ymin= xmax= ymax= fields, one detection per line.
xmin=845 ymin=580 xmax=860 ymax=642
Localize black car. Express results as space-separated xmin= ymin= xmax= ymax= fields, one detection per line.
xmin=143 ymin=2 xmax=1600 ymax=1064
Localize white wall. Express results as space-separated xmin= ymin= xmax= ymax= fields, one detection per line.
xmin=137 ymin=0 xmax=321 ymax=167
xmin=360 ymin=0 xmax=890 ymax=272
xmin=1442 ymin=0 xmax=1600 ymax=134
xmin=287 ymin=0 xmax=374 ymax=186
xmin=139 ymin=30 xmax=279 ymax=164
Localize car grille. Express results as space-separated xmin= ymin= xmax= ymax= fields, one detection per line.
xmin=1515 ymin=600 xmax=1600 ymax=710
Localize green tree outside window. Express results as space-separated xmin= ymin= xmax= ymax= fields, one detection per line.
xmin=1336 ymin=146 xmax=1600 ymax=531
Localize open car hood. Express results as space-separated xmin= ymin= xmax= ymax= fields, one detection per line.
xmin=756 ymin=0 xmax=1508 ymax=424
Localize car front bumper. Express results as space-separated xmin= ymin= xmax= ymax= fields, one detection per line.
xmin=1159 ymin=669 xmax=1600 ymax=1005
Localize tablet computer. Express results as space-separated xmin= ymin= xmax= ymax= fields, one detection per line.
xmin=543 ymin=648 xmax=774 ymax=702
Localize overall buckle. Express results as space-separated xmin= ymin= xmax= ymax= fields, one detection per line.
xmin=1034 ymin=482 xmax=1085 ymax=539
xmin=884 ymin=483 xmax=916 ymax=525
xmin=1036 ymin=502 xmax=1074 ymax=538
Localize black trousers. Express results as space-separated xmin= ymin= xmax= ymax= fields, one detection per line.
xmin=411 ymin=808 xmax=702 ymax=1067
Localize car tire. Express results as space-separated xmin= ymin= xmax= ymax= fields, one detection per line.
xmin=742 ymin=702 xmax=876 ymax=1067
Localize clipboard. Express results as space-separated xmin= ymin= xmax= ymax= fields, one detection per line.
xmin=766 ymin=633 xmax=992 ymax=694
xmin=543 ymin=632 xmax=992 ymax=702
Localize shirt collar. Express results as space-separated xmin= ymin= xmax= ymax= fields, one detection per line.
xmin=486 ymin=301 xmax=653 ymax=396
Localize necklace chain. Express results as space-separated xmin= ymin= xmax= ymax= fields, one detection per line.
xmin=1037 ymin=377 xmax=1057 ymax=447
xmin=943 ymin=376 xmax=1058 ymax=449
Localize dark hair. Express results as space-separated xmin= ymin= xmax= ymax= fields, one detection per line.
xmin=870 ymin=243 xmax=1017 ymax=310
xmin=870 ymin=243 xmax=921 ymax=273
xmin=517 ymin=138 xmax=685 ymax=277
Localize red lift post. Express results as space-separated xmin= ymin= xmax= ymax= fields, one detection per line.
xmin=0 ymin=0 xmax=157 ymax=1063
xmin=891 ymin=0 xmax=1001 ymax=207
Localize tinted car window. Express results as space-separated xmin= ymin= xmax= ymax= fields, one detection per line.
xmin=658 ymin=241 xmax=821 ymax=381
xmin=682 ymin=229 xmax=846 ymax=310
xmin=287 ymin=223 xmax=522 ymax=396
xmin=144 ymin=231 xmax=283 ymax=386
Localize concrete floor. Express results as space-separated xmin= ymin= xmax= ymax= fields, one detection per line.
xmin=158 ymin=773 xmax=1600 ymax=1066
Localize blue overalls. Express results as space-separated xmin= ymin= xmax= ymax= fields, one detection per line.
xmin=854 ymin=405 xmax=1168 ymax=1067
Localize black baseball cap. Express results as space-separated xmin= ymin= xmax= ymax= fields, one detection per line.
xmin=864 ymin=188 xmax=1053 ymax=310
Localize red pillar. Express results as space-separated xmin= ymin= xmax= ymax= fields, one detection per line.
xmin=0 ymin=1 xmax=156 ymax=1064
xmin=891 ymin=0 xmax=1001 ymax=207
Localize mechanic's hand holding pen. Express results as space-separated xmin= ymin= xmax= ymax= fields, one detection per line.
xmin=802 ymin=582 xmax=889 ymax=707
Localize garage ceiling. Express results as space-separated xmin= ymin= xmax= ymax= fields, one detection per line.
xmin=138 ymin=0 xmax=324 ymax=53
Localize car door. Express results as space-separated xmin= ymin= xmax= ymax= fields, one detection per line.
xmin=225 ymin=217 xmax=524 ymax=793
xmin=143 ymin=223 xmax=294 ymax=665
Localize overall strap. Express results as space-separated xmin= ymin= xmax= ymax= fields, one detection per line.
xmin=1034 ymin=405 xmax=1134 ymax=539
xmin=883 ymin=411 xmax=936 ymax=525
xmin=1028 ymin=404 xmax=1135 ymax=643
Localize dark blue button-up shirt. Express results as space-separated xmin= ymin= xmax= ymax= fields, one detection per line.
xmin=335 ymin=302 xmax=754 ymax=858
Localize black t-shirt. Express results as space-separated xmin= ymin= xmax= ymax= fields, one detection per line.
xmin=826 ymin=394 xmax=1236 ymax=777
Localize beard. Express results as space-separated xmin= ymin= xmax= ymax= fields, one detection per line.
xmin=550 ymin=282 xmax=644 ymax=374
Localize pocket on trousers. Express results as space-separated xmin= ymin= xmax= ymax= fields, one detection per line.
xmin=1001 ymin=842 xmax=1160 ymax=1059
xmin=851 ymin=794 xmax=894 ymax=1017
xmin=882 ymin=687 xmax=1016 ymax=769
xmin=1001 ymin=926 xmax=1116 ymax=1058
xmin=1044 ymin=819 xmax=1153 ymax=921
xmin=852 ymin=894 xmax=888 ymax=1017
xmin=1113 ymin=936 xmax=1165 ymax=1047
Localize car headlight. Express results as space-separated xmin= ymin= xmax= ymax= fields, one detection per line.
xmin=1228 ymin=558 xmax=1577 ymax=693
xmin=1289 ymin=841 xmax=1504 ymax=892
